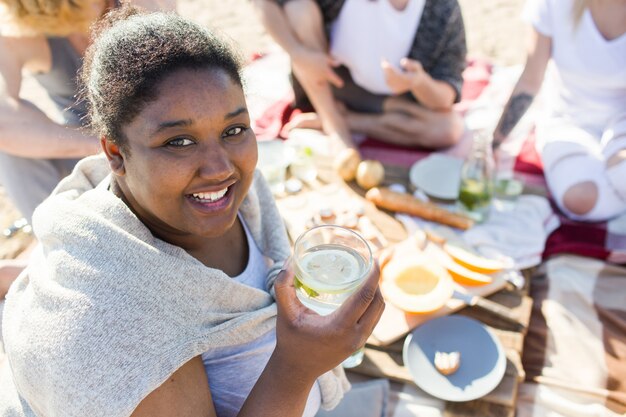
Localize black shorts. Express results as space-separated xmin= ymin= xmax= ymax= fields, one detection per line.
xmin=291 ymin=65 xmax=416 ymax=114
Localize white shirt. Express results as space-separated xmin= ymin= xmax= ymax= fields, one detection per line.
xmin=523 ymin=0 xmax=626 ymax=137
xmin=330 ymin=0 xmax=426 ymax=94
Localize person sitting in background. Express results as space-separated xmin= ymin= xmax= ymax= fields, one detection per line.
xmin=493 ymin=0 xmax=626 ymax=221
xmin=253 ymin=0 xmax=466 ymax=150
xmin=0 ymin=9 xmax=384 ymax=417
xmin=0 ymin=0 xmax=174 ymax=223
xmin=0 ymin=0 xmax=175 ymax=298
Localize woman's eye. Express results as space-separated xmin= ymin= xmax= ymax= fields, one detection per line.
xmin=224 ymin=126 xmax=246 ymax=137
xmin=166 ymin=137 xmax=195 ymax=147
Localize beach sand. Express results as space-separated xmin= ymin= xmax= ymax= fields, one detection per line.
xmin=0 ymin=0 xmax=527 ymax=258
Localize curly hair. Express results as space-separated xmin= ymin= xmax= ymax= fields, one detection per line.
xmin=0 ymin=0 xmax=102 ymax=36
xmin=80 ymin=7 xmax=244 ymax=151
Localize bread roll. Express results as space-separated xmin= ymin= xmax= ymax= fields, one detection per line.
xmin=365 ymin=187 xmax=474 ymax=230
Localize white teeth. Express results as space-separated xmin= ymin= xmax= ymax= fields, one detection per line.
xmin=192 ymin=187 xmax=228 ymax=202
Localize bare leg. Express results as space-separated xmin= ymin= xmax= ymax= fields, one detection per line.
xmin=345 ymin=97 xmax=464 ymax=149
xmin=562 ymin=181 xmax=599 ymax=216
xmin=0 ymin=239 xmax=35 ymax=299
xmin=283 ymin=0 xmax=354 ymax=148
xmin=0 ymin=259 xmax=27 ymax=299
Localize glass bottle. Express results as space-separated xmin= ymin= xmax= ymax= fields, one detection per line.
xmin=457 ymin=131 xmax=494 ymax=223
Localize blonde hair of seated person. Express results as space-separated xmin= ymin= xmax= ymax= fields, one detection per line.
xmin=0 ymin=0 xmax=105 ymax=36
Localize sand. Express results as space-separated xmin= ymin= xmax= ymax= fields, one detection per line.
xmin=0 ymin=0 xmax=528 ymax=258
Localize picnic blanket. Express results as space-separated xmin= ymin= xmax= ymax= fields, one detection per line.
xmin=248 ymin=52 xmax=626 ymax=263
xmin=518 ymin=255 xmax=626 ymax=416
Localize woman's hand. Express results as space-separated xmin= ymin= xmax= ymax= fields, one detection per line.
xmin=272 ymin=261 xmax=384 ymax=381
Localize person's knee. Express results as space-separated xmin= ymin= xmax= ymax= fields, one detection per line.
xmin=430 ymin=111 xmax=464 ymax=148
xmin=562 ymin=181 xmax=598 ymax=216
xmin=284 ymin=0 xmax=324 ymax=36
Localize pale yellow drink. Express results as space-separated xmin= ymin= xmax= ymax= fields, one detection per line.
xmin=293 ymin=226 xmax=373 ymax=368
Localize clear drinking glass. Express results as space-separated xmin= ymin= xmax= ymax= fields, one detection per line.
xmin=257 ymin=140 xmax=294 ymax=195
xmin=293 ymin=225 xmax=374 ymax=368
xmin=289 ymin=144 xmax=317 ymax=184
xmin=493 ymin=174 xmax=524 ymax=211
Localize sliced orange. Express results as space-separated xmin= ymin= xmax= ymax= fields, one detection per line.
xmin=381 ymin=260 xmax=454 ymax=314
xmin=426 ymin=244 xmax=493 ymax=286
xmin=442 ymin=240 xmax=506 ymax=275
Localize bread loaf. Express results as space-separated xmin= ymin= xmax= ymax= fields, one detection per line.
xmin=365 ymin=187 xmax=474 ymax=230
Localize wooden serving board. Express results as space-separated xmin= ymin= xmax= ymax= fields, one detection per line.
xmin=275 ymin=182 xmax=407 ymax=248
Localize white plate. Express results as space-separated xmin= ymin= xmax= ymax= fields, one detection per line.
xmin=409 ymin=154 xmax=463 ymax=200
xmin=403 ymin=315 xmax=506 ymax=402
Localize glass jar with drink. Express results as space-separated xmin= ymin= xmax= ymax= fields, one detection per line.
xmin=293 ymin=225 xmax=373 ymax=368
xmin=457 ymin=131 xmax=495 ymax=223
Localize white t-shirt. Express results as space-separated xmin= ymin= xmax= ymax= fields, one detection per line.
xmin=523 ymin=0 xmax=626 ymax=136
xmin=330 ymin=0 xmax=426 ymax=94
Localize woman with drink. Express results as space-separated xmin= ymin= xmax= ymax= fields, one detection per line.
xmin=0 ymin=9 xmax=384 ymax=417
xmin=493 ymin=0 xmax=626 ymax=221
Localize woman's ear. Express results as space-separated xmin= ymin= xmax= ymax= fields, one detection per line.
xmin=101 ymin=137 xmax=126 ymax=175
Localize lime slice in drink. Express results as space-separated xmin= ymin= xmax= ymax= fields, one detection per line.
xmin=299 ymin=249 xmax=361 ymax=293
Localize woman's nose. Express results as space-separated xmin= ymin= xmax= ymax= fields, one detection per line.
xmin=196 ymin=142 xmax=234 ymax=181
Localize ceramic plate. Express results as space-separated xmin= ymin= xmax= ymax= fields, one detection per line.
xmin=403 ymin=315 xmax=506 ymax=402
xmin=409 ymin=154 xmax=463 ymax=200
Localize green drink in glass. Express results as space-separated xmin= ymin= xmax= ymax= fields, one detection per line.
xmin=293 ymin=225 xmax=373 ymax=368
xmin=458 ymin=177 xmax=492 ymax=222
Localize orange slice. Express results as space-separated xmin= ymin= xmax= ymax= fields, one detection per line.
xmin=381 ymin=260 xmax=454 ymax=314
xmin=426 ymin=244 xmax=493 ymax=286
xmin=442 ymin=240 xmax=506 ymax=275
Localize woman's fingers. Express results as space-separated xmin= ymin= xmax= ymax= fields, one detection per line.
xmin=273 ymin=261 xmax=301 ymax=321
xmin=356 ymin=286 xmax=385 ymax=337
xmin=335 ymin=262 xmax=381 ymax=324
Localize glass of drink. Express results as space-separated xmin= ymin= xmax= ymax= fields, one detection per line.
xmin=257 ymin=140 xmax=294 ymax=195
xmin=493 ymin=174 xmax=524 ymax=211
xmin=457 ymin=130 xmax=494 ymax=223
xmin=289 ymin=143 xmax=318 ymax=184
xmin=293 ymin=225 xmax=374 ymax=368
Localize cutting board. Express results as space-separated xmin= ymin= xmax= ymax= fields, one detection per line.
xmin=369 ymin=241 xmax=508 ymax=346
xmin=275 ymin=183 xmax=407 ymax=248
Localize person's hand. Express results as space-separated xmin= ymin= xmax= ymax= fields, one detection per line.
xmin=382 ymin=58 xmax=427 ymax=95
xmin=291 ymin=47 xmax=344 ymax=89
xmin=272 ymin=261 xmax=384 ymax=380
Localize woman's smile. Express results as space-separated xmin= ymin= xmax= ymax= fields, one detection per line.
xmin=186 ymin=183 xmax=234 ymax=213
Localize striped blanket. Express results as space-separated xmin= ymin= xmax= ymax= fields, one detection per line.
xmin=518 ymin=255 xmax=626 ymax=416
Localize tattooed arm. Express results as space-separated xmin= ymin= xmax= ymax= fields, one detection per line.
xmin=493 ymin=29 xmax=552 ymax=148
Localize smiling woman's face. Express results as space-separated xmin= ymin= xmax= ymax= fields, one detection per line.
xmin=104 ymin=67 xmax=257 ymax=246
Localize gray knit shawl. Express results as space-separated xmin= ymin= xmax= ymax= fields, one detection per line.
xmin=0 ymin=155 xmax=348 ymax=417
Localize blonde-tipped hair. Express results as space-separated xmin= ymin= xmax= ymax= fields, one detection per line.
xmin=572 ymin=0 xmax=590 ymax=26
xmin=0 ymin=0 xmax=103 ymax=36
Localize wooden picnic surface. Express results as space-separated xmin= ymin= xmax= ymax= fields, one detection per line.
xmin=277 ymin=156 xmax=533 ymax=417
